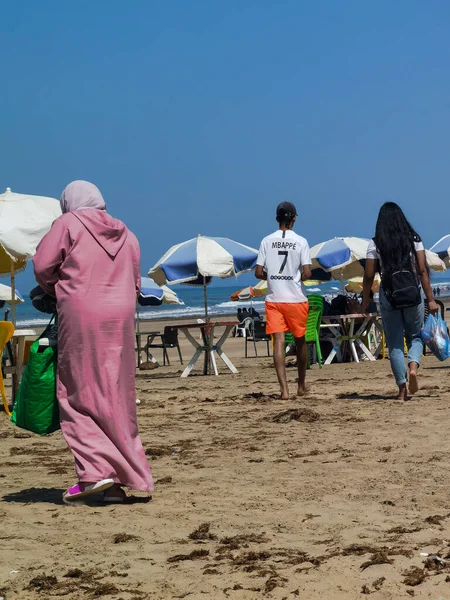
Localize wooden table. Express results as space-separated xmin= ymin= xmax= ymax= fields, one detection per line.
xmin=320 ymin=314 xmax=383 ymax=365
xmin=177 ymin=321 xmax=238 ymax=378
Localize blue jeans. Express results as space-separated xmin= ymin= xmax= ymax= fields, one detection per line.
xmin=380 ymin=289 xmax=424 ymax=385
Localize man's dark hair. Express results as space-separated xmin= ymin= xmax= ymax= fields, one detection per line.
xmin=276 ymin=202 xmax=297 ymax=227
xmin=276 ymin=210 xmax=295 ymax=227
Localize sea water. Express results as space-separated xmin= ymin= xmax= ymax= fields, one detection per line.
xmin=13 ymin=274 xmax=450 ymax=328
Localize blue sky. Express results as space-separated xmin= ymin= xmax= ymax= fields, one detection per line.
xmin=2 ymin=0 xmax=450 ymax=292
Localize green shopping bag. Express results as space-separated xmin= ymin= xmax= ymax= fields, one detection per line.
xmin=11 ymin=317 xmax=60 ymax=436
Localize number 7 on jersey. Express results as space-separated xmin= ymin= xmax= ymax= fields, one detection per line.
xmin=278 ymin=251 xmax=288 ymax=274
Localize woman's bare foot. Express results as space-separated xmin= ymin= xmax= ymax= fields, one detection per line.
xmin=396 ymin=384 xmax=409 ymax=401
xmin=409 ymin=362 xmax=419 ymax=395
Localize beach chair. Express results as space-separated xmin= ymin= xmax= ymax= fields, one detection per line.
xmin=0 ymin=321 xmax=14 ymax=416
xmin=306 ymin=294 xmax=323 ymax=368
xmin=245 ymin=321 xmax=271 ymax=358
xmin=236 ymin=317 xmax=253 ymax=338
xmin=146 ymin=326 xmax=183 ymax=366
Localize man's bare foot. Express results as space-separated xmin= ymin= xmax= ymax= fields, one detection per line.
xmin=279 ymin=385 xmax=290 ymax=399
xmin=297 ymin=384 xmax=310 ymax=397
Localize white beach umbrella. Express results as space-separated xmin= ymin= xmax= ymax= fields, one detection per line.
xmin=0 ymin=187 xmax=61 ymax=323
xmin=430 ymin=235 xmax=450 ymax=267
xmin=310 ymin=237 xmax=370 ymax=281
xmin=149 ymin=235 xmax=258 ymax=319
xmin=425 ymin=249 xmax=446 ymax=272
xmin=0 ymin=283 xmax=23 ymax=305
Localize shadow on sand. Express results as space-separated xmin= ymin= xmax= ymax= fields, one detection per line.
xmin=337 ymin=392 xmax=395 ymax=401
xmin=2 ymin=487 xmax=152 ymax=506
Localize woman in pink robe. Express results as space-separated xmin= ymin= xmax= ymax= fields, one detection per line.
xmin=33 ymin=180 xmax=153 ymax=503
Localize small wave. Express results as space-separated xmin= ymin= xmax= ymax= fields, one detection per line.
xmin=214 ymin=299 xmax=265 ymax=309
xmin=16 ymin=317 xmax=55 ymax=328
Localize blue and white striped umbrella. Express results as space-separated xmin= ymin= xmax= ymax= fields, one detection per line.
xmin=310 ymin=237 xmax=370 ymax=281
xmin=430 ymin=235 xmax=450 ymax=267
xmin=139 ymin=277 xmax=183 ymax=307
xmin=149 ymin=235 xmax=258 ymax=286
xmin=149 ymin=234 xmax=258 ymax=318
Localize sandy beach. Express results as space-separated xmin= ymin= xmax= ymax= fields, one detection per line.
xmin=2 ymin=321 xmax=450 ymax=599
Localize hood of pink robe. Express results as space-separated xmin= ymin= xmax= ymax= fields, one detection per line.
xmin=72 ymin=210 xmax=128 ymax=258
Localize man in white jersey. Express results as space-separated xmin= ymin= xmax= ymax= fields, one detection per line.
xmin=256 ymin=202 xmax=312 ymax=399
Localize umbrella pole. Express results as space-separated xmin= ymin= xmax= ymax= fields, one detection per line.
xmin=203 ymin=277 xmax=209 ymax=322
xmin=203 ymin=276 xmax=211 ymax=375
xmin=11 ymin=258 xmax=16 ymax=326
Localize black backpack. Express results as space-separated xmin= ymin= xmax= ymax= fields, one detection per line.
xmin=382 ymin=260 xmax=421 ymax=309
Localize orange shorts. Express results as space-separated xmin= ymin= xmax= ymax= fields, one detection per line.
xmin=265 ymin=302 xmax=309 ymax=338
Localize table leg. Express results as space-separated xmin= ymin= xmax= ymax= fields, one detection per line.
xmin=322 ymin=324 xmax=342 ymax=365
xmin=325 ymin=341 xmax=339 ymax=365
xmin=181 ymin=348 xmax=204 ymax=378
xmin=355 ymin=339 xmax=376 ymax=361
xmin=214 ymin=325 xmax=239 ymax=374
xmin=202 ymin=327 xmax=211 ymax=375
xmin=209 ymin=350 xmax=219 ymax=376
xmin=371 ymin=319 xmax=384 ymax=358
xmin=180 ymin=329 xmax=205 ymax=378
xmin=216 ymin=348 xmax=238 ymax=374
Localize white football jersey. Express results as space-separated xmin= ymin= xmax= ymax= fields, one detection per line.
xmin=257 ymin=229 xmax=311 ymax=303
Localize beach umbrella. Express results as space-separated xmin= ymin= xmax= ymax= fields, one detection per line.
xmin=345 ymin=275 xmax=381 ymax=294
xmin=0 ymin=187 xmax=61 ymax=323
xmin=0 ymin=284 xmax=23 ymax=305
xmin=230 ymin=285 xmax=254 ymax=302
xmin=425 ymin=248 xmax=447 ymax=272
xmin=230 ymin=278 xmax=323 ymax=301
xmin=231 ymin=280 xmax=268 ymax=301
xmin=430 ymin=235 xmax=450 ymax=266
xmin=135 ymin=277 xmax=183 ymax=352
xmin=138 ymin=277 xmax=183 ymax=306
xmin=310 ymin=237 xmax=370 ymax=282
xmin=149 ymin=235 xmax=258 ymax=319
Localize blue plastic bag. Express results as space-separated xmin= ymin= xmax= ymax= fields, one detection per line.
xmin=420 ymin=313 xmax=450 ymax=362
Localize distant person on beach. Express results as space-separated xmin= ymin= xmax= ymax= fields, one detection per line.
xmin=33 ymin=180 xmax=153 ymax=503
xmin=256 ymin=201 xmax=312 ymax=398
xmin=362 ymin=202 xmax=438 ymax=400
xmin=249 ymin=306 xmax=262 ymax=321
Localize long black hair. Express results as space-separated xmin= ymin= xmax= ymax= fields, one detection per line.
xmin=374 ymin=202 xmax=422 ymax=282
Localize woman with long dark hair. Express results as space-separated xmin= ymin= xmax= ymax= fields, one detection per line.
xmin=362 ymin=202 xmax=438 ymax=400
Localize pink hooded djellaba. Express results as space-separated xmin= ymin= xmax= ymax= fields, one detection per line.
xmin=33 ymin=181 xmax=153 ymax=492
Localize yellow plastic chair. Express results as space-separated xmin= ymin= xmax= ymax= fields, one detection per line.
xmin=0 ymin=321 xmax=15 ymax=416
